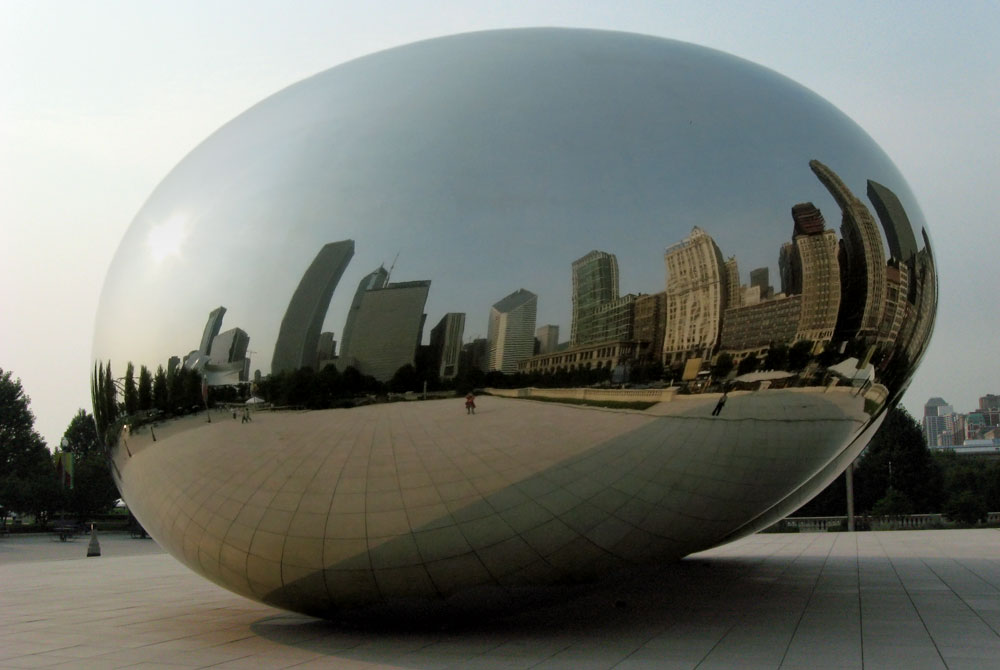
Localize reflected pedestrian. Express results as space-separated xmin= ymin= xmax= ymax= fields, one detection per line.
xmin=712 ymin=390 xmax=728 ymax=416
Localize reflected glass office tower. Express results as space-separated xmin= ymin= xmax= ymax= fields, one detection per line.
xmin=663 ymin=227 xmax=727 ymax=365
xmin=338 ymin=280 xmax=431 ymax=381
xmin=488 ymin=289 xmax=537 ymax=374
xmin=571 ymin=251 xmax=620 ymax=345
xmin=271 ymin=240 xmax=355 ymax=375
xmin=429 ymin=313 xmax=465 ymax=380
xmin=339 ymin=266 xmax=389 ymax=363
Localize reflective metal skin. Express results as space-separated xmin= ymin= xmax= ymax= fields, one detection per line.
xmin=93 ymin=29 xmax=936 ymax=617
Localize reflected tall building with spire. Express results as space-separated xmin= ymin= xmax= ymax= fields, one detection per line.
xmin=339 ymin=265 xmax=389 ymax=363
xmin=271 ymin=240 xmax=355 ymax=375
xmin=337 ymin=279 xmax=431 ymax=382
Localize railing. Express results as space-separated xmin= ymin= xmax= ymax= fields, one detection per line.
xmin=778 ymin=511 xmax=1000 ymax=532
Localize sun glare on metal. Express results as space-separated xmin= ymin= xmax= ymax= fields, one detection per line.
xmin=145 ymin=214 xmax=188 ymax=264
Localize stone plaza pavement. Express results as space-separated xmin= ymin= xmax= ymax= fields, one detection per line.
xmin=1 ymin=529 xmax=999 ymax=669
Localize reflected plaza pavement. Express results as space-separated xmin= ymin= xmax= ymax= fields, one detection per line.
xmin=2 ymin=529 xmax=1000 ymax=669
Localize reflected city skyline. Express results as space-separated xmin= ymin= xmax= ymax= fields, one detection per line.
xmin=127 ymin=158 xmax=934 ymax=414
xmin=90 ymin=29 xmax=937 ymax=618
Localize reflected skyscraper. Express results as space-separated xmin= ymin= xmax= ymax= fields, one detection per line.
xmin=271 ymin=240 xmax=355 ymax=375
xmin=867 ymin=180 xmax=918 ymax=263
xmin=724 ymin=257 xmax=741 ymax=309
xmin=488 ymin=289 xmax=537 ymax=374
xmin=535 ymin=325 xmax=560 ymax=355
xmin=199 ymin=307 xmax=226 ymax=356
xmin=787 ymin=203 xmax=841 ymax=347
xmin=571 ymin=251 xmax=620 ymax=345
xmin=338 ymin=280 xmax=431 ymax=381
xmin=210 ymin=328 xmax=249 ymax=366
xmin=429 ymin=313 xmax=465 ymax=380
xmin=810 ymin=160 xmax=886 ymax=341
xmin=339 ymin=265 xmax=389 ymax=363
xmin=749 ymin=267 xmax=773 ymax=300
xmin=316 ymin=332 xmax=336 ymax=369
xmin=662 ymin=227 xmax=727 ymax=365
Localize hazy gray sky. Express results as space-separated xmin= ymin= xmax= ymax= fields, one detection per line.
xmin=2 ymin=1 xmax=998 ymax=447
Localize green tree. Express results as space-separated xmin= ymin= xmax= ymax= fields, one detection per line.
xmin=123 ymin=362 xmax=138 ymax=415
xmin=788 ymin=340 xmax=814 ymax=371
xmin=60 ymin=410 xmax=119 ymax=522
xmin=853 ymin=406 xmax=944 ymax=514
xmin=764 ymin=343 xmax=788 ymax=371
xmin=137 ymin=365 xmax=153 ymax=411
xmin=389 ymin=364 xmax=420 ymax=393
xmin=152 ymin=366 xmax=168 ymax=411
xmin=61 ymin=410 xmax=101 ymax=458
xmin=0 ymin=369 xmax=62 ymax=525
xmin=944 ymin=490 xmax=988 ymax=526
xmin=870 ymin=486 xmax=914 ymax=516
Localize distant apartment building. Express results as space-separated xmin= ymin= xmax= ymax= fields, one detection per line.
xmin=923 ymin=397 xmax=955 ymax=448
xmin=488 ymin=289 xmax=537 ymax=374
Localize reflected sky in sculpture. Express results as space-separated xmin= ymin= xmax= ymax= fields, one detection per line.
xmin=94 ymin=29 xmax=935 ymax=616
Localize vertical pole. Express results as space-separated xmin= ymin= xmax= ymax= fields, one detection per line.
xmin=846 ymin=461 xmax=855 ymax=532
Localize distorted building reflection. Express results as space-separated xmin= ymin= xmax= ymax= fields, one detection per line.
xmin=488 ymin=289 xmax=537 ymax=374
xmin=271 ymin=240 xmax=354 ymax=375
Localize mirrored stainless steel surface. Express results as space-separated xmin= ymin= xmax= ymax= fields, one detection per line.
xmin=92 ymin=28 xmax=936 ymax=617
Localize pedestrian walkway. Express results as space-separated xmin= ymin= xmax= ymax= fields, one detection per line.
xmin=1 ymin=529 xmax=999 ymax=669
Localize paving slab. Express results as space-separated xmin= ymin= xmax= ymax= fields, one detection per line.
xmin=1 ymin=529 xmax=999 ymax=669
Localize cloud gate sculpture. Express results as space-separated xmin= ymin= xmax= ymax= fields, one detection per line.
xmin=93 ymin=29 xmax=936 ymax=617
